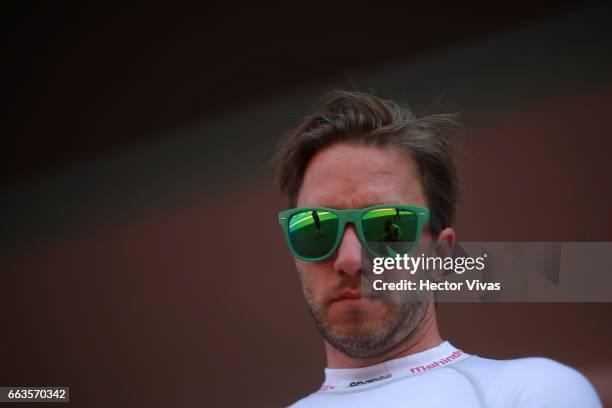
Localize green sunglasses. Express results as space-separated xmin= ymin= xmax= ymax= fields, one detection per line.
xmin=278 ymin=204 xmax=430 ymax=261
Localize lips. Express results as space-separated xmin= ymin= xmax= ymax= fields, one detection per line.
xmin=331 ymin=290 xmax=362 ymax=302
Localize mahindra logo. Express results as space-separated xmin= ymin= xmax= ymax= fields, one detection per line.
xmin=410 ymin=350 xmax=464 ymax=374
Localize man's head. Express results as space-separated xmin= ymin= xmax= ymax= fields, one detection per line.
xmin=275 ymin=91 xmax=459 ymax=359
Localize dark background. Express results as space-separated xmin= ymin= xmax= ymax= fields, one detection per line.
xmin=2 ymin=3 xmax=612 ymax=407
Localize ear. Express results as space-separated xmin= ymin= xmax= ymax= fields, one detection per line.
xmin=434 ymin=227 xmax=456 ymax=258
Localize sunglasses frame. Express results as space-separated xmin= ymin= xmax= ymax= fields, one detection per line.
xmin=278 ymin=203 xmax=430 ymax=262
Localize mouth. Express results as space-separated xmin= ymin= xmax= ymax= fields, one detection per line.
xmin=331 ymin=290 xmax=362 ymax=302
xmin=329 ymin=290 xmax=384 ymax=309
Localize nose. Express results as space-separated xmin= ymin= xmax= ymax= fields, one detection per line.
xmin=333 ymin=224 xmax=363 ymax=277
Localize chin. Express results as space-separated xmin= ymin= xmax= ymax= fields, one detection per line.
xmin=337 ymin=320 xmax=385 ymax=337
xmin=327 ymin=302 xmax=390 ymax=330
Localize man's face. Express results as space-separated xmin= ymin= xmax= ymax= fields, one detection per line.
xmin=295 ymin=143 xmax=435 ymax=359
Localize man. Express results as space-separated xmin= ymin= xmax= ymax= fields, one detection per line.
xmin=274 ymin=90 xmax=601 ymax=407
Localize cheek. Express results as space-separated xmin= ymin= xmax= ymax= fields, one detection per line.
xmin=295 ymin=260 xmax=333 ymax=297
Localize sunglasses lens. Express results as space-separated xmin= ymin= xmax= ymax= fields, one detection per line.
xmin=361 ymin=207 xmax=419 ymax=256
xmin=288 ymin=210 xmax=339 ymax=259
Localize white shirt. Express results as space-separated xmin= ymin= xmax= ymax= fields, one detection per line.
xmin=290 ymin=341 xmax=601 ymax=407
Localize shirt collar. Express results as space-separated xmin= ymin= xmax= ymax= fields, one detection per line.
xmin=319 ymin=341 xmax=469 ymax=392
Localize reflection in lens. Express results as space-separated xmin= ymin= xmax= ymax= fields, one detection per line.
xmin=289 ymin=210 xmax=339 ymax=259
xmin=383 ymin=220 xmax=402 ymax=242
xmin=362 ymin=208 xmax=418 ymax=257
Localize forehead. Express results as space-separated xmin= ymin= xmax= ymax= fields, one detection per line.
xmin=297 ymin=143 xmax=425 ymax=208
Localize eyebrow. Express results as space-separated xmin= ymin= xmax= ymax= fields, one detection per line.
xmin=301 ymin=201 xmax=407 ymax=209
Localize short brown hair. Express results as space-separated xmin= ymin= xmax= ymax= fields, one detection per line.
xmin=274 ymin=90 xmax=459 ymax=235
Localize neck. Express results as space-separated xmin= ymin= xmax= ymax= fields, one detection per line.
xmin=324 ymin=303 xmax=442 ymax=369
